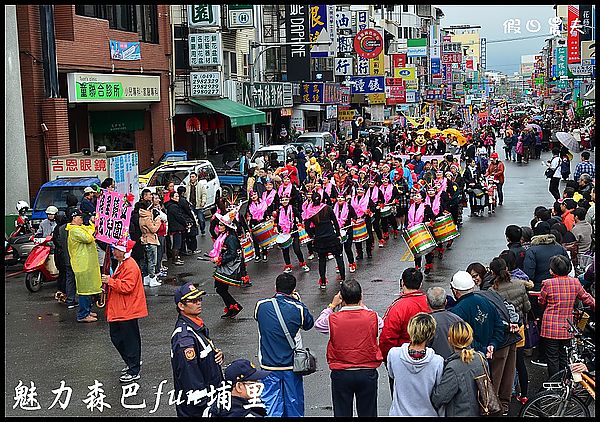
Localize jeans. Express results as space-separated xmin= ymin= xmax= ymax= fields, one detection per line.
xmin=510 ymin=146 xmax=517 ymax=161
xmin=65 ymin=267 xmax=77 ymax=306
xmin=155 ymin=236 xmax=165 ymax=273
xmin=194 ymin=208 xmax=206 ymax=234
xmin=77 ymin=294 xmax=93 ymax=320
xmin=543 ymin=337 xmax=570 ymax=378
xmin=331 ymin=369 xmax=378 ymax=417
xmin=140 ymin=244 xmax=157 ymax=277
xmin=109 ymin=319 xmax=142 ymax=376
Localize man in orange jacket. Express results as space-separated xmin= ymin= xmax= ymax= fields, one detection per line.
xmin=102 ymin=237 xmax=148 ymax=383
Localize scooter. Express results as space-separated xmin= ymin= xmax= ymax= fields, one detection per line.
xmin=6 ymin=223 xmax=36 ymax=266
xmin=23 ymin=235 xmax=59 ymax=292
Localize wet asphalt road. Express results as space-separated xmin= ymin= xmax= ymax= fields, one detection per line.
xmin=3 ymin=151 xmax=576 ymax=416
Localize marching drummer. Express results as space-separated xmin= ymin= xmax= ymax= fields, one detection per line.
xmin=246 ymin=190 xmax=271 ymax=263
xmin=424 ymin=184 xmax=452 ymax=262
xmin=321 ymin=174 xmax=339 ymax=206
xmin=276 ymin=195 xmax=310 ymax=274
xmin=367 ymin=177 xmax=386 ymax=249
xmin=393 ymin=172 xmax=411 ymax=236
xmin=262 ymin=179 xmax=279 ymax=216
xmin=277 ymin=171 xmax=300 ymax=208
xmin=350 ymin=185 xmax=373 ymax=260
xmin=407 ymin=189 xmax=437 ymax=274
xmin=332 ymin=194 xmax=358 ymax=273
xmin=379 ymin=177 xmax=400 ymax=241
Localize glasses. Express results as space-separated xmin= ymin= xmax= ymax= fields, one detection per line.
xmin=184 ymin=298 xmax=202 ymax=304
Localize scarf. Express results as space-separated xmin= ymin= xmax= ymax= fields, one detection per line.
xmin=302 ymin=202 xmax=326 ymax=220
xmin=278 ymin=182 xmax=292 ymax=198
xmin=278 ymin=205 xmax=294 ymax=234
xmin=209 ymin=232 xmax=227 ymax=259
xmin=369 ymin=186 xmax=379 ymax=203
xmin=407 ymin=202 xmax=425 ymax=227
xmin=435 ymin=176 xmax=447 ymax=192
xmin=249 ymin=199 xmax=268 ymax=221
xmin=425 ymin=192 xmax=442 ymax=215
xmin=351 ymin=194 xmax=370 ymax=218
xmin=333 ymin=202 xmax=349 ymax=227
xmin=262 ymin=189 xmax=277 ymax=206
xmin=189 ymin=182 xmax=197 ymax=208
xmin=324 ymin=182 xmax=333 ymax=196
xmin=380 ymin=183 xmax=394 ymax=203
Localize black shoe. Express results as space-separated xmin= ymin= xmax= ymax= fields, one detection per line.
xmin=367 ymin=253 xmax=373 ymax=259
xmin=228 ymin=304 xmax=243 ymax=318
xmin=424 ymin=267 xmax=432 ymax=275
xmin=356 ymin=254 xmax=363 ymax=260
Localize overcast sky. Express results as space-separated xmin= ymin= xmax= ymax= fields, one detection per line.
xmin=435 ymin=5 xmax=556 ymax=74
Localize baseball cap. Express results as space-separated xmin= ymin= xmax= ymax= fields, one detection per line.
xmin=450 ymin=271 xmax=475 ymax=290
xmin=84 ymin=187 xmax=95 ymax=194
xmin=224 ymin=359 xmax=271 ymax=383
xmin=68 ymin=208 xmax=83 ymax=220
xmin=562 ymin=198 xmax=577 ymax=210
xmin=490 ymin=152 xmax=499 ymax=159
xmin=174 ymin=282 xmax=206 ymax=305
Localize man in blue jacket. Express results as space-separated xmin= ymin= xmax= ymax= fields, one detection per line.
xmin=254 ymin=273 xmax=314 ymax=417
xmin=449 ymin=271 xmax=505 ymax=358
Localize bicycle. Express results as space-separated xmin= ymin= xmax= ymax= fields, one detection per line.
xmin=520 ymin=319 xmax=595 ymax=417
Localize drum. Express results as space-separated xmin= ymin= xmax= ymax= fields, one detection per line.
xmin=276 ymin=233 xmax=293 ymax=249
xmin=352 ymin=219 xmax=368 ymax=243
xmin=252 ymin=220 xmax=277 ymax=249
xmin=297 ymin=223 xmax=311 ymax=245
xmin=381 ymin=205 xmax=393 ymax=218
xmin=402 ymin=223 xmax=437 ymax=257
xmin=431 ymin=214 xmax=460 ymax=243
xmin=340 ymin=229 xmax=348 ymax=244
xmin=240 ymin=234 xmax=255 ymax=261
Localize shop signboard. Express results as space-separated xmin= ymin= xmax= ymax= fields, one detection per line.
xmin=392 ymin=54 xmax=407 ymax=69
xmin=109 ymin=40 xmax=141 ymax=61
xmin=393 ymin=66 xmax=416 ymax=80
xmin=356 ymin=10 xmax=368 ymax=32
xmin=228 ymin=5 xmax=254 ymax=28
xmin=189 ymin=33 xmax=222 ymax=66
xmin=405 ymin=79 xmax=418 ymax=90
xmin=355 ymin=56 xmax=370 ymax=76
xmin=285 ymin=5 xmax=311 ymax=81
xmin=337 ymin=109 xmax=355 ymax=121
xmin=430 ymin=57 xmax=441 ymax=78
xmin=579 ymin=5 xmax=592 ymax=41
xmin=581 ymin=40 xmax=595 ymax=65
xmin=326 ymin=105 xmax=338 ymax=119
xmin=407 ymin=38 xmax=427 ymax=57
xmin=349 ymin=76 xmax=384 ymax=94
xmin=337 ymin=35 xmax=354 ymax=53
xmin=335 ymin=10 xmax=352 ymax=30
xmin=368 ymin=94 xmax=386 ymax=104
xmin=188 ymin=4 xmax=221 ymax=27
xmin=567 ymin=5 xmax=580 ymax=64
xmin=567 ymin=64 xmax=594 ymax=76
xmin=405 ymin=90 xmax=419 ymax=103
xmin=442 ymin=53 xmax=462 ymax=64
xmin=308 ymin=5 xmax=330 ymax=58
xmin=291 ymin=108 xmax=305 ymax=132
xmin=67 ymin=73 xmax=160 ymax=103
xmin=354 ymin=28 xmax=384 ymax=59
xmin=241 ymin=82 xmax=293 ymax=108
xmin=301 ymin=82 xmax=324 ymax=103
xmin=190 ymin=71 xmax=222 ymax=96
xmin=556 ymin=47 xmax=569 ymax=89
xmin=369 ymin=47 xmax=385 ymax=76
xmin=334 ymin=57 xmax=354 ymax=76
xmin=340 ymin=86 xmax=351 ymax=105
xmin=323 ymin=83 xmax=341 ymax=104
xmin=370 ymin=104 xmax=384 ymax=122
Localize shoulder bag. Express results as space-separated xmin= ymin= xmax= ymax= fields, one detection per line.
xmin=474 ymin=352 xmax=502 ymax=416
xmin=271 ymin=298 xmax=317 ymax=376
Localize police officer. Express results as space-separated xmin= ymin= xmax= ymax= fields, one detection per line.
xmin=209 ymin=359 xmax=270 ymax=417
xmin=171 ymin=282 xmax=224 ymax=417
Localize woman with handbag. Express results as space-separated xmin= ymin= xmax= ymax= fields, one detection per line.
xmin=210 ymin=211 xmax=244 ymax=319
xmin=431 ymin=320 xmax=487 ymax=416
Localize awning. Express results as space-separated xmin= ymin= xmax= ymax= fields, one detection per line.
xmin=296 ymin=104 xmax=325 ymax=112
xmin=189 ymin=98 xmax=265 ymax=127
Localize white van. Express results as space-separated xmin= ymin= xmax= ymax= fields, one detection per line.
xmin=297 ymin=131 xmax=335 ymax=150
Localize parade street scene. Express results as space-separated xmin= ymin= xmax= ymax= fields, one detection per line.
xmin=5 ymin=3 xmax=596 ymax=418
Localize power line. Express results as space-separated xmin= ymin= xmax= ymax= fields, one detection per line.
xmin=487 ymin=33 xmax=553 ymax=43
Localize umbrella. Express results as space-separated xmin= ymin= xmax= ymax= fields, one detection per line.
xmin=532 ymin=115 xmax=543 ymax=120
xmin=417 ymin=128 xmax=443 ymax=135
xmin=554 ymin=132 xmax=579 ymax=152
xmin=526 ymin=123 xmax=542 ymax=134
xmin=442 ymin=128 xmax=467 ymax=146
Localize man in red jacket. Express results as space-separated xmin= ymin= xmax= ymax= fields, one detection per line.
xmin=102 ymin=238 xmax=148 ymax=383
xmin=314 ymin=280 xmax=383 ymax=417
xmin=379 ymin=268 xmax=431 ymax=394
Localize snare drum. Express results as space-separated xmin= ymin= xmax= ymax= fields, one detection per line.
xmin=402 ymin=223 xmax=437 ymax=257
xmin=297 ymin=223 xmax=311 ymax=245
xmin=431 ymin=214 xmax=460 ymax=244
xmin=240 ymin=234 xmax=255 ymax=261
xmin=352 ymin=219 xmax=368 ymax=243
xmin=276 ymin=233 xmax=293 ymax=249
xmin=252 ymin=220 xmax=278 ymax=249
xmin=381 ymin=205 xmax=393 ymax=218
xmin=340 ymin=229 xmax=348 ymax=244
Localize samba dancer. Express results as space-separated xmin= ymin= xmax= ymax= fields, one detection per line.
xmin=332 ymin=194 xmax=358 ymax=273
xmin=276 ymin=195 xmax=310 ymax=274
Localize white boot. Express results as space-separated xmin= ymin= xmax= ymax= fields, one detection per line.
xmin=143 ymin=275 xmax=150 ymax=286
xmin=148 ymin=275 xmax=162 ymax=287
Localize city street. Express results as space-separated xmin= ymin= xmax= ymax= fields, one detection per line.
xmin=5 ymin=152 xmax=563 ymax=416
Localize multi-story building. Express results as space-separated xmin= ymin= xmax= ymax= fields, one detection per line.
xmin=15 ymin=5 xmax=173 ymax=202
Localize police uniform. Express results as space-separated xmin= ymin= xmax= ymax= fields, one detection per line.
xmin=171 ymin=283 xmax=224 ymax=417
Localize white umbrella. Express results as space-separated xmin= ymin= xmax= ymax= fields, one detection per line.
xmin=554 ymin=132 xmax=579 ymax=152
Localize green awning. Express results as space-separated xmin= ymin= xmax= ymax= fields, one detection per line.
xmin=189 ymin=98 xmax=266 ymax=127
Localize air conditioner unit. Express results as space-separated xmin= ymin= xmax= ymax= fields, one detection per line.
xmin=265 ymin=113 xmax=272 ymax=126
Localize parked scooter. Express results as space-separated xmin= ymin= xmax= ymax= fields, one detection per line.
xmin=6 ymin=201 xmax=36 ymax=266
xmin=23 ymin=235 xmax=59 ymax=292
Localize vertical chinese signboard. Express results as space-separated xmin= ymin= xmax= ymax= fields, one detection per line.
xmin=567 ymin=5 xmax=580 ymax=64
xmin=556 ymin=47 xmax=569 ymax=89
xmin=308 ymin=4 xmax=328 ymax=58
xmin=285 ymin=5 xmax=310 ymax=81
xmin=95 ymin=190 xmax=133 ymax=245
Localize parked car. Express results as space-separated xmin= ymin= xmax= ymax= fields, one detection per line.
xmin=139 ymin=150 xmax=188 ymax=188
xmin=207 ymin=142 xmax=239 ymax=168
xmin=297 ymin=131 xmax=335 ymax=149
xmin=289 ymin=142 xmax=315 ymax=155
xmin=366 ymin=125 xmax=390 ymax=136
xmin=145 ymin=160 xmax=222 ymax=210
xmin=250 ymin=145 xmax=298 ymax=169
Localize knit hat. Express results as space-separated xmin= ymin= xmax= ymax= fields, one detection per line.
xmin=533 ymin=220 xmax=551 ymax=236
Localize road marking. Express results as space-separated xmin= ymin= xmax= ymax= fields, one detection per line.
xmin=400 ymin=246 xmax=412 ymax=261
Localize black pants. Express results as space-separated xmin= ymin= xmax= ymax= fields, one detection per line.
xmin=543 ymin=337 xmax=569 ymax=379
xmin=355 ymin=217 xmax=374 ymax=256
xmin=414 ymin=251 xmax=434 ymax=268
xmin=215 ymin=280 xmax=238 ymax=308
xmin=495 ymin=181 xmax=504 ymax=205
xmin=282 ymin=233 xmax=304 ymax=265
xmin=109 ymin=319 xmax=142 ymax=376
xmin=342 ymin=237 xmax=355 ymax=265
xmin=549 ymin=177 xmax=561 ymax=200
xmin=318 ymin=251 xmax=345 ymax=282
xmin=371 ymin=211 xmax=384 ymax=241
xmin=184 ymin=228 xmax=198 ymax=252
xmin=515 ymin=346 xmax=529 ymax=396
xmin=331 ymin=369 xmax=378 ymax=417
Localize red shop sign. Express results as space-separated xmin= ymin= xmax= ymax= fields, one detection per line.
xmin=354 ymin=29 xmax=383 ymax=59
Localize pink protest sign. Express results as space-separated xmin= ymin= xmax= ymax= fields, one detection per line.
xmin=94 ymin=190 xmax=133 ymax=244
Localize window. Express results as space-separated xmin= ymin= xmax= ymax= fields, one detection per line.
xmin=136 ymin=5 xmax=159 ymax=43
xmin=223 ymin=52 xmax=230 ymax=78
xmin=404 ymin=27 xmax=409 ymax=39
xmin=110 ymin=5 xmax=134 ymax=32
xmin=76 ymin=5 xmax=158 ymax=43
xmin=76 ymin=5 xmax=107 ymax=19
xmin=402 ymin=5 xmax=409 ymax=13
xmin=230 ymin=52 xmax=237 ymax=75
xmin=200 ymin=165 xmax=216 ymax=181
xmin=243 ymin=53 xmax=249 ymax=76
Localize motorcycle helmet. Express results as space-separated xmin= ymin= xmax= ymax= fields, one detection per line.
xmin=45 ymin=205 xmax=59 ymax=215
xmin=16 ymin=200 xmax=30 ymax=214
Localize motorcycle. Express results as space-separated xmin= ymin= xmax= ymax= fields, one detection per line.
xmin=5 ymin=218 xmax=36 ymax=266
xmin=23 ymin=235 xmax=59 ymax=292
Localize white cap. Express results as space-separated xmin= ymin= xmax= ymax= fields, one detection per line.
xmin=84 ymin=187 xmax=94 ymax=194
xmin=45 ymin=205 xmax=59 ymax=215
xmin=451 ymin=271 xmax=475 ymax=291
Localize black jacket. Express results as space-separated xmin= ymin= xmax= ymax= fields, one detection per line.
xmin=166 ymin=201 xmax=188 ymax=233
xmin=209 ymin=395 xmax=267 ymax=417
xmin=507 ymin=241 xmax=527 ymax=270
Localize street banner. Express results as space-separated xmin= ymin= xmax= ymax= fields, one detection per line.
xmin=301 ymin=82 xmax=324 ymax=103
xmin=308 ymin=5 xmax=330 ymax=58
xmin=579 ymin=5 xmax=592 ymax=41
xmin=109 ymin=40 xmax=140 ymax=61
xmin=354 ymin=28 xmax=384 ymax=59
xmin=285 ymin=5 xmax=310 ymax=81
xmin=349 ymin=76 xmax=384 ymax=94
xmin=567 ymin=5 xmax=580 ymax=63
xmin=94 ymin=190 xmax=133 ymax=245
xmin=188 ymin=4 xmax=221 ymax=27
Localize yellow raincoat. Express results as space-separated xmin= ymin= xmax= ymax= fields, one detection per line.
xmin=66 ymin=223 xmax=102 ymax=295
xmin=307 ymin=157 xmax=322 ymax=175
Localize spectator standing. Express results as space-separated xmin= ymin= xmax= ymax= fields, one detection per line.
xmin=430 ymin=321 xmax=485 ymax=416
xmin=53 ymin=211 xmax=77 ymax=308
xmin=314 ymin=280 xmax=383 ymax=417
xmin=505 ymin=225 xmax=527 ymax=270
xmin=523 ymin=221 xmax=569 ymax=290
xmin=379 ymin=268 xmax=430 ymax=368
xmin=559 ymin=198 xmax=576 ymax=231
xmin=102 ymin=238 xmax=148 ymax=383
xmin=573 ymin=150 xmax=595 ymax=180
xmin=80 ymin=187 xmax=96 ymax=225
xmin=254 ymin=274 xmax=314 ymax=417
xmin=485 ymin=152 xmax=505 ymax=205
xmin=151 ymin=194 xmax=168 ymax=277
xmin=138 ymin=197 xmax=162 ymax=287
xmin=547 ymin=148 xmax=562 ymax=200
xmin=571 ymin=207 xmax=593 ymax=257
xmin=426 ymin=287 xmax=464 ymax=359
xmin=165 ymin=192 xmax=188 ymax=266
xmin=177 ymin=186 xmax=199 ymax=255
xmin=387 ymin=313 xmax=444 ymax=416
xmin=185 ymin=172 xmax=208 ymax=236
xmin=539 ymin=255 xmax=595 ymax=378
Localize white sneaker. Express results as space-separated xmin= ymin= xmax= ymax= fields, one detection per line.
xmin=307 ymin=254 xmax=315 ymax=260
xmin=301 ymin=265 xmax=310 ymax=272
xmin=143 ymin=275 xmax=150 ymax=286
xmin=148 ymin=276 xmax=162 ymax=287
